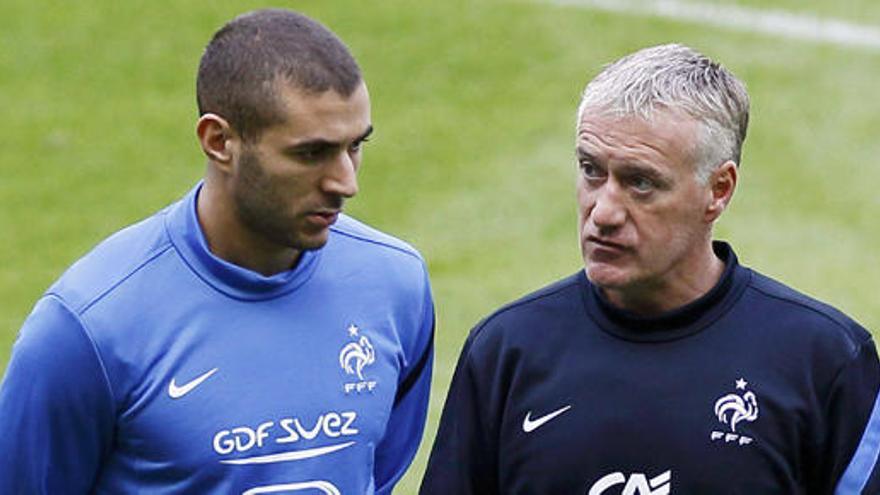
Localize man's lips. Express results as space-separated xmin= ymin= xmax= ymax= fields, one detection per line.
xmin=587 ymin=236 xmax=629 ymax=252
xmin=305 ymin=210 xmax=340 ymax=228
xmin=586 ymin=236 xmax=632 ymax=261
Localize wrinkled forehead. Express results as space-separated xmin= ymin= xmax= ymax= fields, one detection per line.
xmin=576 ymin=107 xmax=702 ymax=168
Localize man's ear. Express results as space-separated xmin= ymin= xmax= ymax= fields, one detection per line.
xmin=705 ymin=161 xmax=738 ymax=223
xmin=196 ymin=113 xmax=237 ymax=173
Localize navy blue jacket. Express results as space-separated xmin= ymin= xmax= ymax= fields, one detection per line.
xmin=422 ymin=243 xmax=880 ymax=494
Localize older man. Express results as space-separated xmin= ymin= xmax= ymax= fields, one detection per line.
xmin=421 ymin=44 xmax=880 ymax=494
xmin=0 ymin=9 xmax=433 ymax=494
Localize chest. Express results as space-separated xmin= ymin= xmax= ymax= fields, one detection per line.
xmin=97 ymin=298 xmax=403 ymax=492
xmin=495 ymin=336 xmax=814 ymax=494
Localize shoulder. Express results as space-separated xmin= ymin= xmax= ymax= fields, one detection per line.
xmin=467 ymin=273 xmax=583 ymax=353
xmin=744 ymin=269 xmax=872 ymax=358
xmin=326 ymin=215 xmax=434 ymax=359
xmin=48 ymin=207 xmax=174 ymax=315
xmin=324 ymin=214 xmax=431 ymax=308
xmin=330 ymin=214 xmax=425 ymax=265
xmin=326 ymin=215 xmax=429 ymax=289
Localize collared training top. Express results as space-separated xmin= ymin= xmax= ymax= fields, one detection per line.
xmin=0 ymin=183 xmax=434 ymax=495
xmin=421 ymin=242 xmax=880 ymax=495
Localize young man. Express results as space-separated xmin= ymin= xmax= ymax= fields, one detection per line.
xmin=421 ymin=44 xmax=880 ymax=494
xmin=0 ymin=9 xmax=434 ymax=494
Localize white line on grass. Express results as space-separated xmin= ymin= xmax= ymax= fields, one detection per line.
xmin=545 ymin=0 xmax=880 ymax=51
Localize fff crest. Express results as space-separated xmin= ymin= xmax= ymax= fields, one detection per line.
xmin=339 ymin=324 xmax=378 ymax=394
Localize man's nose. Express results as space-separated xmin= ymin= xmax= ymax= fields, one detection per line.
xmin=589 ymin=184 xmax=626 ymax=230
xmin=322 ymin=151 xmax=359 ymax=198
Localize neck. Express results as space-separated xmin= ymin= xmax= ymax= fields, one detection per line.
xmin=197 ymin=179 xmax=300 ymax=277
xmin=603 ymin=241 xmax=724 ymax=316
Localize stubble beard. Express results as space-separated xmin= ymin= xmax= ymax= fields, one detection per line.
xmin=233 ymin=149 xmax=328 ymax=253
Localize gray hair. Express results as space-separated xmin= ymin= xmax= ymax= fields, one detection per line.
xmin=577 ymin=44 xmax=750 ymax=182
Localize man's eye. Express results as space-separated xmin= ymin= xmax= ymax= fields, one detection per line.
xmin=294 ymin=147 xmax=330 ymax=162
xmin=294 ymin=148 xmax=321 ymax=160
xmin=350 ymin=137 xmax=370 ymax=153
xmin=631 ymin=176 xmax=654 ymax=193
xmin=580 ymin=161 xmax=604 ymax=179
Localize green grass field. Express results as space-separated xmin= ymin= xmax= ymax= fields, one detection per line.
xmin=3 ymin=1 xmax=880 ymax=492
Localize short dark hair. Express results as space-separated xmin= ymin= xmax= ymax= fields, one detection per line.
xmin=196 ymin=9 xmax=362 ymax=141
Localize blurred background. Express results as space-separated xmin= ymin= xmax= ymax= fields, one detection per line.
xmin=2 ymin=0 xmax=879 ymax=491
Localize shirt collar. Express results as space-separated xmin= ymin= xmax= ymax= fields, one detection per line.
xmin=165 ymin=182 xmax=322 ymax=300
xmin=580 ymin=241 xmax=751 ymax=342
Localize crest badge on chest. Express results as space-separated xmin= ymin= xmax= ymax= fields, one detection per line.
xmin=710 ymin=377 xmax=759 ymax=446
xmin=339 ymin=324 xmax=378 ymax=394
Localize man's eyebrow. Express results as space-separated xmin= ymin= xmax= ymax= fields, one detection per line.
xmin=285 ymin=125 xmax=374 ymax=153
xmin=619 ymin=161 xmax=659 ymax=173
xmin=285 ymin=138 xmax=335 ymax=153
xmin=357 ymin=125 xmax=374 ymax=142
xmin=616 ymin=162 xmax=668 ymax=183
xmin=575 ymin=148 xmax=597 ymax=161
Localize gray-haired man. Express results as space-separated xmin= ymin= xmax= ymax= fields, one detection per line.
xmin=420 ymin=44 xmax=880 ymax=494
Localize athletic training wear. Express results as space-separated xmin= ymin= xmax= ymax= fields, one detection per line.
xmin=0 ymin=183 xmax=434 ymax=495
xmin=421 ymin=242 xmax=880 ymax=494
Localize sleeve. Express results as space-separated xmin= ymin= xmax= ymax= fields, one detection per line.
xmin=0 ymin=295 xmax=116 ymax=494
xmin=419 ymin=328 xmax=499 ymax=495
xmin=823 ymin=337 xmax=880 ymax=495
xmin=373 ymin=271 xmax=435 ymax=495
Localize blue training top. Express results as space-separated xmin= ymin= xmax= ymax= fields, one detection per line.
xmin=421 ymin=242 xmax=880 ymax=494
xmin=0 ymin=183 xmax=434 ymax=495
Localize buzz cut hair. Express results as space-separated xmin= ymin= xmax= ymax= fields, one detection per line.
xmin=196 ymin=9 xmax=362 ymax=142
xmin=577 ymin=43 xmax=750 ymax=182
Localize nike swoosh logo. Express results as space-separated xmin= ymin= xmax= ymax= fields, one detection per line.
xmin=523 ymin=405 xmax=572 ymax=433
xmin=168 ymin=367 xmax=219 ymax=399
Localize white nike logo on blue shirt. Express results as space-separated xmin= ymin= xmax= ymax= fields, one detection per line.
xmin=168 ymin=368 xmax=219 ymax=399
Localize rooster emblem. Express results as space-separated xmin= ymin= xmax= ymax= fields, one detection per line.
xmin=715 ymin=391 xmax=759 ymax=432
xmin=711 ymin=378 xmax=759 ymax=446
xmin=715 ymin=378 xmax=759 ymax=432
xmin=340 ymin=333 xmax=375 ymax=380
